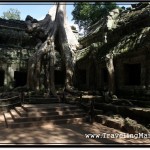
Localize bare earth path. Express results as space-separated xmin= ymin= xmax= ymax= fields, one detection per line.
xmin=0 ymin=122 xmax=149 ymax=145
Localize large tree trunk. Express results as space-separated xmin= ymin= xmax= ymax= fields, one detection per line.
xmin=26 ymin=5 xmax=57 ymax=95
xmin=55 ymin=3 xmax=79 ymax=92
xmin=105 ymin=53 xmax=115 ymax=95
xmin=26 ymin=3 xmax=79 ymax=96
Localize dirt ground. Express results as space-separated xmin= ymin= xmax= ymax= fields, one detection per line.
xmin=0 ymin=122 xmax=149 ymax=145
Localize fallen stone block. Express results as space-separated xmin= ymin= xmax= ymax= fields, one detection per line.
xmin=124 ymin=117 xmax=150 ymax=134
xmin=104 ymin=117 xmax=124 ymax=131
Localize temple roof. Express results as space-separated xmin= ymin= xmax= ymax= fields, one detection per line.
xmin=0 ymin=18 xmax=37 ymax=48
xmin=77 ymin=3 xmax=150 ymax=61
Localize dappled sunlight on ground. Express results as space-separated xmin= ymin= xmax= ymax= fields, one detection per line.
xmin=0 ymin=122 xmax=149 ymax=144
xmin=0 ymin=124 xmax=99 ymax=144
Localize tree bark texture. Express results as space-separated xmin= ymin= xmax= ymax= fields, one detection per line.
xmin=26 ymin=3 xmax=79 ymax=96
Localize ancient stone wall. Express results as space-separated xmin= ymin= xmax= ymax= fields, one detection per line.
xmin=115 ymin=52 xmax=146 ymax=96
xmin=0 ymin=18 xmax=26 ymax=29
xmin=0 ymin=18 xmax=36 ymax=88
xmin=76 ymin=3 xmax=150 ymax=97
xmin=0 ymin=46 xmax=35 ymax=88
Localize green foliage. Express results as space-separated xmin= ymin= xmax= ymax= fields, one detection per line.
xmin=1 ymin=8 xmax=21 ymax=20
xmin=72 ymin=2 xmax=118 ymax=31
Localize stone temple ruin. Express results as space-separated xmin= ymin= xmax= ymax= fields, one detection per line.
xmin=0 ymin=17 xmax=79 ymax=89
xmin=0 ymin=3 xmax=150 ymax=100
xmin=0 ymin=18 xmax=36 ymax=88
xmin=76 ymin=2 xmax=150 ymax=100
xmin=0 ymin=3 xmax=150 ymax=139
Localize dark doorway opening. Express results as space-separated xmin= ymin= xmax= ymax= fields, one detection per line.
xmin=102 ymin=68 xmax=109 ymax=85
xmin=14 ymin=71 xmax=27 ymax=87
xmin=89 ymin=65 xmax=96 ymax=89
xmin=0 ymin=70 xmax=5 ymax=86
xmin=54 ymin=70 xmax=65 ymax=85
xmin=78 ymin=69 xmax=86 ymax=85
xmin=124 ymin=64 xmax=141 ymax=86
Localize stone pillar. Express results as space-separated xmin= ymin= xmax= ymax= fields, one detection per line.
xmin=6 ymin=63 xmax=18 ymax=88
xmin=7 ymin=65 xmax=14 ymax=88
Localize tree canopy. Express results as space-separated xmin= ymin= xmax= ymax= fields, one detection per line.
xmin=72 ymin=2 xmax=118 ymax=31
xmin=1 ymin=8 xmax=21 ymax=20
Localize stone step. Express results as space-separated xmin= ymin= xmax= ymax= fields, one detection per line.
xmin=14 ymin=104 xmax=85 ymax=118
xmin=14 ymin=107 xmax=83 ymax=117
xmin=25 ymin=97 xmax=60 ymax=104
xmin=29 ymin=97 xmax=58 ymax=100
xmin=22 ymin=103 xmax=77 ymax=108
xmin=10 ymin=109 xmax=21 ymax=120
xmin=94 ymin=109 xmax=103 ymax=115
xmin=21 ymin=104 xmax=79 ymax=112
xmin=6 ymin=117 xmax=85 ymax=128
xmin=0 ymin=114 xmax=6 ymax=128
xmin=4 ymin=103 xmax=86 ymax=128
xmin=0 ymin=123 xmax=5 ymax=128
xmin=4 ymin=110 xmax=86 ymax=127
xmin=17 ymin=108 xmax=84 ymax=117
xmin=28 ymin=100 xmax=60 ymax=102
xmin=10 ymin=109 xmax=86 ymax=122
xmin=14 ymin=106 xmax=27 ymax=117
xmin=3 ymin=112 xmax=14 ymax=127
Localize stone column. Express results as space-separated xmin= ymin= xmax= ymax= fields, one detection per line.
xmin=7 ymin=65 xmax=14 ymax=88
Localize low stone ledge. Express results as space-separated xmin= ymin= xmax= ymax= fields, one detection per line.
xmin=96 ymin=113 xmax=150 ymax=134
xmin=124 ymin=117 xmax=150 ymax=134
xmin=95 ymin=115 xmax=108 ymax=124
xmin=96 ymin=114 xmax=125 ymax=131
xmin=94 ymin=109 xmax=103 ymax=115
xmin=95 ymin=102 xmax=150 ymax=120
xmin=104 ymin=118 xmax=124 ymax=131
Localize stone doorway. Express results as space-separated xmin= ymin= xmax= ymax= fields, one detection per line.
xmin=124 ymin=64 xmax=141 ymax=86
xmin=14 ymin=71 xmax=27 ymax=87
xmin=54 ymin=70 xmax=65 ymax=85
xmin=0 ymin=70 xmax=5 ymax=86
xmin=101 ymin=68 xmax=109 ymax=89
xmin=102 ymin=68 xmax=108 ymax=85
xmin=78 ymin=69 xmax=86 ymax=85
xmin=89 ymin=65 xmax=96 ymax=90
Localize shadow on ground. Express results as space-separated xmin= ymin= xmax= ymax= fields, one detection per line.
xmin=0 ymin=122 xmax=149 ymax=145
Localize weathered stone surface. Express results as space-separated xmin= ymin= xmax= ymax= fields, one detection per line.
xmin=94 ymin=109 xmax=103 ymax=115
xmin=124 ymin=117 xmax=150 ymax=134
xmin=76 ymin=3 xmax=150 ymax=97
xmin=0 ymin=18 xmax=37 ymax=47
xmin=106 ymin=9 xmax=119 ymax=30
xmin=0 ymin=92 xmax=19 ymax=98
xmin=96 ymin=114 xmax=125 ymax=131
xmin=0 ymin=18 xmax=26 ymax=29
xmin=95 ymin=102 xmax=150 ymax=121
xmin=112 ymin=100 xmax=134 ymax=106
xmin=96 ymin=114 xmax=150 ymax=134
xmin=0 ymin=3 xmax=150 ymax=100
xmin=104 ymin=118 xmax=124 ymax=131
xmin=129 ymin=107 xmax=150 ymax=119
xmin=96 ymin=114 xmax=108 ymax=124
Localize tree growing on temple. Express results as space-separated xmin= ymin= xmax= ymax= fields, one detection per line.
xmin=72 ymin=2 xmax=118 ymax=32
xmin=26 ymin=3 xmax=79 ymax=99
